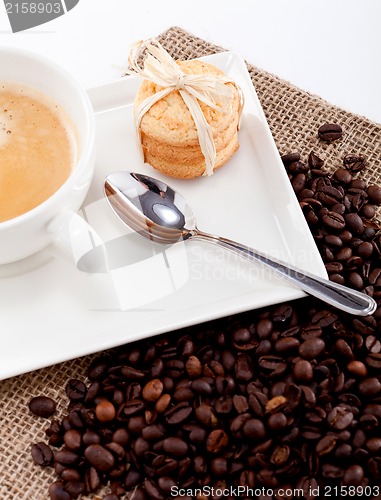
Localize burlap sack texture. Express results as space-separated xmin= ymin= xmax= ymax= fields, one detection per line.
xmin=0 ymin=26 xmax=380 ymax=500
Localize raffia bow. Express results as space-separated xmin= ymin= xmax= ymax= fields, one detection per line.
xmin=126 ymin=39 xmax=243 ymax=176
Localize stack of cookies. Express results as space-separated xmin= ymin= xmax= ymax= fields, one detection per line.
xmin=134 ymin=59 xmax=241 ymax=179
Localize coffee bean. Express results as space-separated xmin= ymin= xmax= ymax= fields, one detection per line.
xmin=361 ymin=203 xmax=376 ymax=219
xmin=125 ymin=382 xmax=142 ymax=401
xmin=292 ymin=173 xmax=306 ymax=193
xmin=64 ymin=480 xmax=85 ymax=497
xmin=345 ymin=213 xmax=364 ymax=235
xmin=301 ymin=325 xmax=322 ymax=340
xmin=144 ymin=479 xmax=165 ymax=500
xmin=54 ymin=449 xmax=79 ymax=465
xmin=367 ymin=185 xmax=381 ymax=205
xmin=124 ymin=469 xmax=142 ymax=489
xmin=331 ymin=203 xmax=346 ymax=215
xmin=268 ymin=412 xmax=287 ymax=431
xmin=118 ymin=399 xmax=144 ymax=419
xmin=247 ymin=392 xmax=266 ymax=417
xmin=337 ymin=230 xmax=351 ymax=243
xmin=347 ymin=361 xmax=367 ymax=377
xmin=191 ymin=377 xmax=213 ymax=395
xmin=65 ymin=379 xmax=87 ymax=402
xmin=318 ymin=185 xmax=343 ymax=206
xmin=82 ymin=430 xmax=101 ymax=447
xmin=256 ymin=319 xmax=273 ymax=338
xmin=265 ymin=396 xmax=287 ymax=413
xmin=318 ymin=123 xmax=343 ymax=142
xmin=83 ymin=467 xmax=100 ymax=493
xmin=305 ymin=208 xmax=319 ymax=226
xmin=322 ymin=211 xmax=345 ymax=230
xmin=274 ymin=337 xmax=300 ymax=353
xmin=343 ymin=154 xmax=366 ymax=173
xmin=173 ymin=386 xmax=194 ymax=402
xmin=369 ymin=268 xmax=381 ymax=286
xmin=164 ymin=359 xmax=184 ymax=378
xmin=325 ymin=235 xmax=343 ymax=248
xmin=163 ymin=437 xmax=188 ymax=456
xmin=325 ymin=262 xmax=344 ymax=274
xmin=327 ymin=406 xmax=354 ymax=430
xmin=258 ymin=356 xmax=287 ymax=376
xmin=288 ymin=161 xmax=309 ymax=174
xmin=155 ymin=394 xmax=171 ymax=414
xmin=243 ymin=419 xmax=266 ymax=440
xmin=293 ymin=359 xmax=313 ymax=382
xmin=206 ymin=429 xmax=229 ymax=453
xmin=353 ymin=315 xmax=377 ymax=335
xmin=357 ymin=241 xmax=373 ymax=259
xmin=366 ymin=437 xmax=381 ymax=453
xmin=365 ymin=335 xmax=381 ymax=353
xmin=215 ymin=395 xmax=233 ymax=414
xmin=333 ymin=168 xmax=352 ymax=184
xmin=342 ymin=464 xmax=364 ymax=486
xmin=142 ymin=379 xmax=164 ymax=402
xmin=165 ymin=402 xmax=192 ymax=425
xmin=95 ymin=400 xmax=116 ymax=422
xmin=366 ymin=354 xmax=381 ymax=370
xmin=120 ymin=366 xmax=145 ymax=380
xmin=335 ymin=339 xmax=354 ymax=360
xmin=31 ymin=442 xmax=54 ymax=466
xmin=29 ymin=396 xmax=56 ymax=418
xmin=235 ymin=353 xmax=254 ymax=381
xmin=63 ymin=429 xmax=81 ymax=451
xmin=49 ymin=481 xmax=71 ymax=500
xmin=281 ymin=152 xmax=300 ymax=166
xmin=185 ymin=356 xmax=202 ymax=378
xmin=308 ymin=152 xmax=324 ymax=169
xmin=336 ymin=246 xmax=352 ymax=261
xmin=270 ymin=445 xmax=290 ymax=466
xmin=347 ymin=272 xmax=364 ymax=290
xmin=256 ymin=339 xmax=272 ymax=356
xmin=299 ymin=338 xmax=325 ymax=359
xmin=273 ymin=304 xmax=293 ymax=323
xmin=358 ymin=377 xmax=381 ymax=397
xmin=84 ymin=444 xmax=115 ymax=472
xmin=233 ymin=395 xmax=249 ymax=413
xmin=141 ymin=424 xmax=164 ymax=442
xmin=316 ymin=435 xmax=337 ymax=456
xmin=232 ymin=327 xmax=251 ymax=344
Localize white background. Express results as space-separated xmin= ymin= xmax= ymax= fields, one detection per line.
xmin=0 ymin=0 xmax=380 ymax=123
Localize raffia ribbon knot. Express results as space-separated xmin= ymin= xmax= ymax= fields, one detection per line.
xmin=126 ymin=39 xmax=243 ymax=176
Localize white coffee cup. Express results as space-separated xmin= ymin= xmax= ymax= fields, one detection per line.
xmin=0 ymin=46 xmax=96 ymax=265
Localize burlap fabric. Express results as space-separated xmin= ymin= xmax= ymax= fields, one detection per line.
xmin=0 ymin=27 xmax=380 ymax=500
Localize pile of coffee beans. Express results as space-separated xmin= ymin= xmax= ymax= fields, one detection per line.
xmin=283 ymin=137 xmax=381 ymax=294
xmin=29 ymin=124 xmax=381 ymax=500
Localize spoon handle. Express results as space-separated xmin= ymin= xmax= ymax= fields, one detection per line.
xmin=192 ymin=229 xmax=376 ymax=316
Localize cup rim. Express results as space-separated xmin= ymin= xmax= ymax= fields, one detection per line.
xmin=0 ymin=45 xmax=95 ymax=229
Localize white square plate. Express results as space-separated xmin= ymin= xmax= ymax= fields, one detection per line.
xmin=0 ymin=52 xmax=326 ymax=380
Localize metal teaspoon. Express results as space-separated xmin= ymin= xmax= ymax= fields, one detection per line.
xmin=104 ymin=171 xmax=376 ymax=317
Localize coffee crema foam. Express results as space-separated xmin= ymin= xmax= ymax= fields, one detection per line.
xmin=0 ymin=82 xmax=76 ymax=223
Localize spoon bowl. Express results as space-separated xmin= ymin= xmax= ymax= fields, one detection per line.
xmin=104 ymin=171 xmax=377 ymax=317
xmin=104 ymin=171 xmax=195 ymax=244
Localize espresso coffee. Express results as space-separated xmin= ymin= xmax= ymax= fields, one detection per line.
xmin=0 ymin=82 xmax=75 ymax=223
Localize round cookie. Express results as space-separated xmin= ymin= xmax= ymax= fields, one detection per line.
xmin=135 ymin=59 xmax=240 ymax=178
